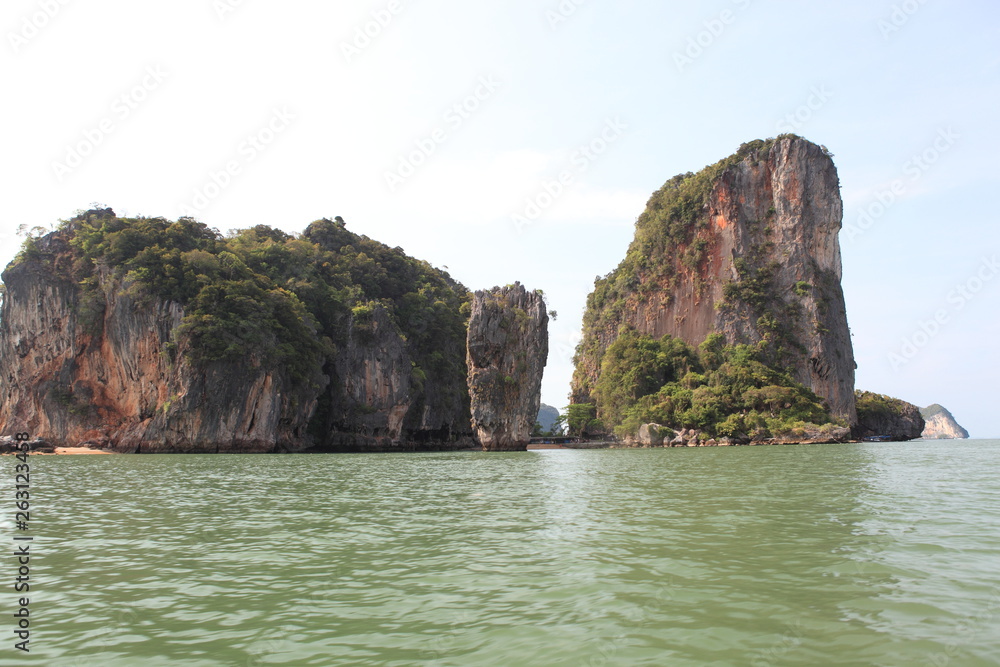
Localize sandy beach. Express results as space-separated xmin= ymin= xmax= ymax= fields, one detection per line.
xmin=51 ymin=447 xmax=115 ymax=455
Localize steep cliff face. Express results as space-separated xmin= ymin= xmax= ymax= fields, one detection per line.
xmin=920 ymin=404 xmax=970 ymax=439
xmin=854 ymin=391 xmax=924 ymax=441
xmin=573 ymin=136 xmax=856 ymax=425
xmin=0 ymin=211 xmax=472 ymax=452
xmin=466 ymin=283 xmax=548 ymax=451
xmin=0 ymin=233 xmax=308 ymax=453
xmin=316 ymin=304 xmax=472 ymax=451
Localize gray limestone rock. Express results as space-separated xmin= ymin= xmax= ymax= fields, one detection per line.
xmin=466 ymin=283 xmax=548 ymax=451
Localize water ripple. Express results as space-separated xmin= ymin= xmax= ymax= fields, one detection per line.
xmin=5 ymin=441 xmax=1000 ymax=666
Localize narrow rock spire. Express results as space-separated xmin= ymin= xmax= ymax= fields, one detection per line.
xmin=466 ymin=283 xmax=548 ymax=451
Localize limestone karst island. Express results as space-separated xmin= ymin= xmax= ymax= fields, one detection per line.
xmin=0 ymin=136 xmax=961 ymax=452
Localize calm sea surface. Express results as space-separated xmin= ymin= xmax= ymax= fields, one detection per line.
xmin=7 ymin=440 xmax=1000 ymax=666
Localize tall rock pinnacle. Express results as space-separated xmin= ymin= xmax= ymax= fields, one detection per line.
xmin=466 ymin=283 xmax=548 ymax=451
xmin=573 ymin=136 xmax=857 ymax=425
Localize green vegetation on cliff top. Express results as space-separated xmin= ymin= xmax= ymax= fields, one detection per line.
xmin=11 ymin=208 xmax=470 ymax=393
xmin=855 ymin=391 xmax=915 ymax=423
xmin=918 ymin=403 xmax=948 ymax=419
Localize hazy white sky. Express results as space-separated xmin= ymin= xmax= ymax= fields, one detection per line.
xmin=2 ymin=0 xmax=998 ymax=436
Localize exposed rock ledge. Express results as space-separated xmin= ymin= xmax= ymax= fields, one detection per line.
xmin=624 ymin=423 xmax=851 ymax=448
xmin=853 ymin=391 xmax=924 ymax=442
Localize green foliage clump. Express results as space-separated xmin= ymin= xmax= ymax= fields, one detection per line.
xmin=589 ymin=327 xmax=832 ymax=439
xmin=717 ymin=241 xmax=811 ymax=366
xmin=175 ymin=281 xmax=323 ymax=381
xmin=49 ymin=210 xmax=470 ymax=388
xmin=722 ymin=255 xmax=780 ymax=309
xmin=564 ymin=403 xmax=605 ymax=437
xmin=918 ymin=404 xmax=946 ymax=419
xmin=855 ymin=391 xmax=913 ymax=423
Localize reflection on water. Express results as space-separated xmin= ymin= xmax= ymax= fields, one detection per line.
xmin=7 ymin=441 xmax=1000 ymax=666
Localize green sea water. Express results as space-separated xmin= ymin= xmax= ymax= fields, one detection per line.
xmin=6 ymin=440 xmax=1000 ymax=666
